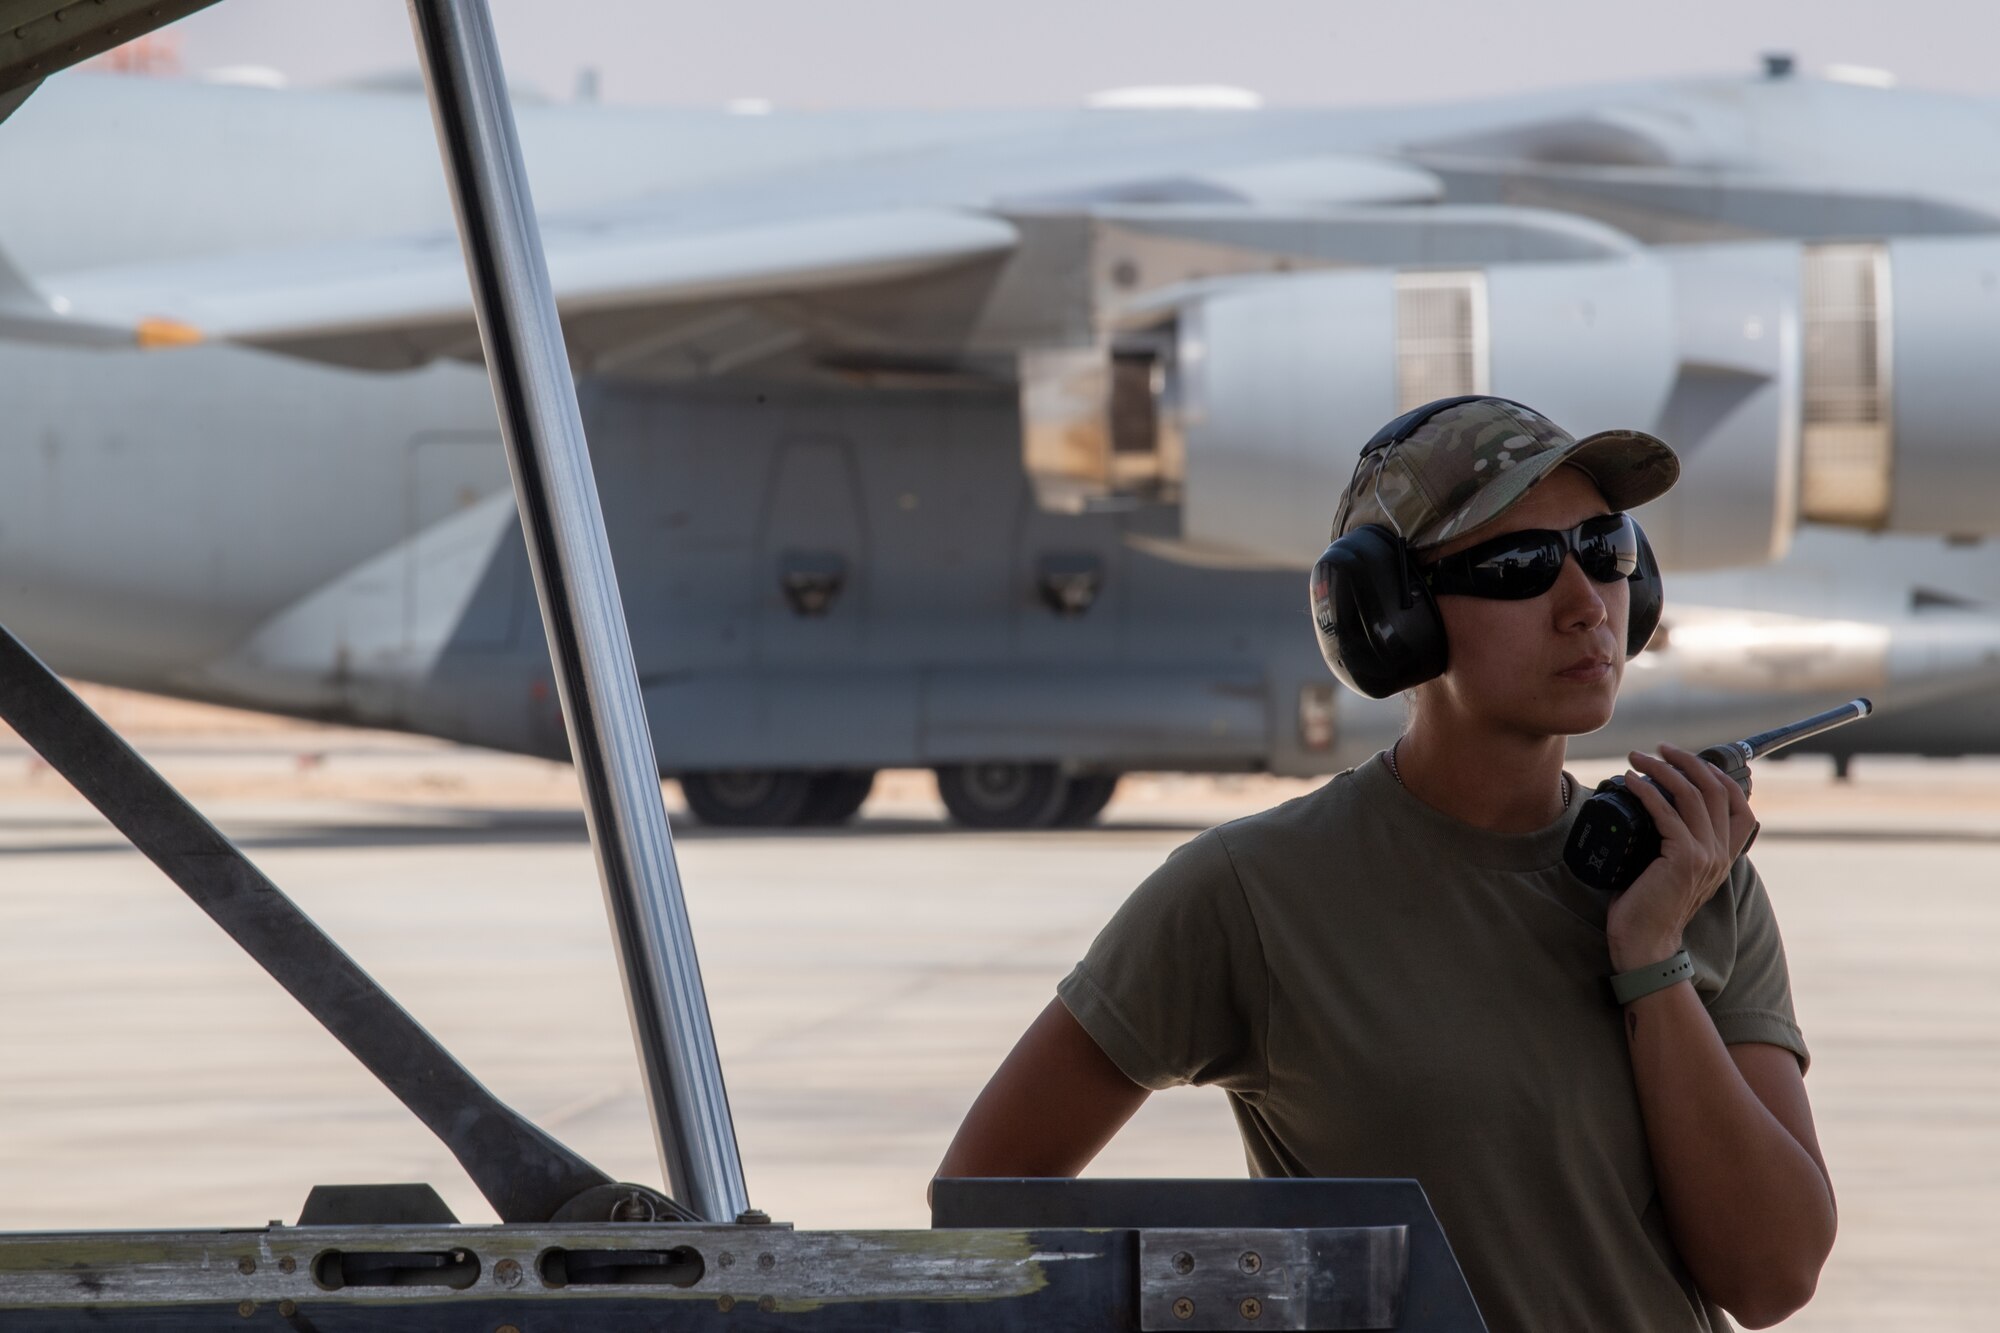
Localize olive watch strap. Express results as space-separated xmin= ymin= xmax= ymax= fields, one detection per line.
xmin=1609 ymin=949 xmax=1694 ymax=1005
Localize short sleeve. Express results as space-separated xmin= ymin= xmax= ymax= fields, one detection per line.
xmin=1057 ymin=829 xmax=1270 ymax=1095
xmin=1692 ymin=853 xmax=1810 ymax=1073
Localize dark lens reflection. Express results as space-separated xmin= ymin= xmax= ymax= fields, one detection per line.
xmin=1576 ymin=514 xmax=1640 ymax=580
xmin=1441 ymin=514 xmax=1638 ymax=599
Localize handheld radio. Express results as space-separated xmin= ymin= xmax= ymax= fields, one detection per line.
xmin=1563 ymin=699 xmax=1874 ymax=892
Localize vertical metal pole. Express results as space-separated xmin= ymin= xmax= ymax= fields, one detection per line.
xmin=405 ymin=0 xmax=749 ymax=1222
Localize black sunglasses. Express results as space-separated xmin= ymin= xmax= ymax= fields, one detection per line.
xmin=1421 ymin=513 xmax=1640 ymax=600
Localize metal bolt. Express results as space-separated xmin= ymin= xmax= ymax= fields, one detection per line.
xmin=718 ymin=1251 xmax=736 ymax=1269
xmin=735 ymin=1208 xmax=771 ymax=1225
xmin=1171 ymin=1250 xmax=1195 ymax=1275
xmin=757 ymin=1252 xmax=775 ymax=1271
xmin=277 ymin=1256 xmax=296 ymax=1275
xmin=612 ymin=1191 xmax=656 ymax=1222
xmin=236 ymin=1256 xmax=256 ymax=1276
xmin=1241 ymin=1296 xmax=1263 ymax=1320
xmin=236 ymin=1301 xmax=255 ymax=1319
xmin=1172 ymin=1296 xmax=1195 ymax=1320
xmin=493 ymin=1258 xmax=523 ymax=1289
xmin=717 ymin=1295 xmax=736 ymax=1312
xmin=277 ymin=1300 xmax=297 ymax=1318
xmin=757 ymin=1295 xmax=777 ymax=1313
xmin=1239 ymin=1250 xmax=1262 ymax=1275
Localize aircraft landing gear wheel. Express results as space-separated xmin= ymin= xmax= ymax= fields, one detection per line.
xmin=935 ymin=762 xmax=1066 ymax=830
xmin=1053 ymin=773 xmax=1120 ymax=827
xmin=679 ymin=770 xmax=815 ymax=827
xmin=799 ymin=769 xmax=876 ymax=825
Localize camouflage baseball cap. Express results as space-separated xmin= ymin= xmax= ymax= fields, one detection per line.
xmin=1332 ymin=397 xmax=1680 ymax=552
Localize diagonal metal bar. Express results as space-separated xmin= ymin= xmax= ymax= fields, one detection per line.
xmin=0 ymin=624 xmax=613 ymax=1224
xmin=405 ymin=0 xmax=749 ymax=1221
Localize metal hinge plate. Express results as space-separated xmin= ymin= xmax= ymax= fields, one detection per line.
xmin=1137 ymin=1226 xmax=1409 ymax=1331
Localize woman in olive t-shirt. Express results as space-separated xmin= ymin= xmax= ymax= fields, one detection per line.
xmin=935 ymin=402 xmax=1835 ymax=1332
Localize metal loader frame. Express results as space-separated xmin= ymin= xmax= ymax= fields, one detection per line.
xmin=0 ymin=2 xmax=1488 ymax=1328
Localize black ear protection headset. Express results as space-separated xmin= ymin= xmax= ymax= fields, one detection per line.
xmin=1308 ymin=395 xmax=1665 ymax=699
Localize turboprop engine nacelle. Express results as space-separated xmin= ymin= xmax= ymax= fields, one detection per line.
xmin=1795 ymin=235 xmax=2000 ymax=539
xmin=1148 ymin=253 xmax=1799 ymax=571
xmin=1619 ymin=234 xmax=2000 ymax=545
xmin=1642 ymin=243 xmax=1803 ymax=573
xmin=1026 ymin=230 xmax=2000 ymax=570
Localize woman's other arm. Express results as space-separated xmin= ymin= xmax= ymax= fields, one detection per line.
xmin=1621 ymin=991 xmax=1834 ymax=1327
xmin=934 ymin=998 xmax=1149 ymax=1184
xmin=938 ymin=829 xmax=1261 ymax=1193
xmin=1615 ymin=745 xmax=1836 ymax=1327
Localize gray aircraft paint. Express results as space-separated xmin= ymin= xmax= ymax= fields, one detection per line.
xmin=5 ymin=70 xmax=2000 ymax=787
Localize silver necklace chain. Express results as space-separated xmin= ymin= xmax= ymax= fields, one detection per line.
xmin=1387 ymin=737 xmax=1571 ymax=810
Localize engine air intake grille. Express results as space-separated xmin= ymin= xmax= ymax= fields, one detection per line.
xmin=1801 ymin=243 xmax=1893 ymax=528
xmin=1395 ymin=271 xmax=1489 ymax=412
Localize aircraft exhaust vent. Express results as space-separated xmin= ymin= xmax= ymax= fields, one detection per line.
xmin=1395 ymin=270 xmax=1489 ymax=411
xmin=1019 ymin=340 xmax=1182 ymax=513
xmin=1800 ymin=243 xmax=1893 ymax=528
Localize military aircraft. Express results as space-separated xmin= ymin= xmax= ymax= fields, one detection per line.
xmin=0 ymin=6 xmax=1973 ymax=1326
xmin=0 ymin=11 xmax=1505 ymax=1324
xmin=4 ymin=56 xmax=2000 ymax=827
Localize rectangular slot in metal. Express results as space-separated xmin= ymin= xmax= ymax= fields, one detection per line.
xmin=312 ymin=1248 xmax=480 ymax=1290
xmin=539 ymin=1245 xmax=706 ymax=1288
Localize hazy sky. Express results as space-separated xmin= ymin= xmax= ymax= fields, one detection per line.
xmin=150 ymin=0 xmax=1999 ymax=109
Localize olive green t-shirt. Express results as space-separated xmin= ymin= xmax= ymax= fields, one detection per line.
xmin=1058 ymin=752 xmax=1807 ymax=1333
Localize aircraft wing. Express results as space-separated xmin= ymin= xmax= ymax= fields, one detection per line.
xmin=39 ymin=207 xmax=1022 ymax=370
xmin=1406 ymin=98 xmax=2000 ymax=239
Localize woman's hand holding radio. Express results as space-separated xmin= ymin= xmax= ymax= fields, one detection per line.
xmin=1605 ymin=743 xmax=1761 ymax=972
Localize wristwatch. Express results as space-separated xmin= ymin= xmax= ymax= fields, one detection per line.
xmin=1608 ymin=949 xmax=1694 ymax=1005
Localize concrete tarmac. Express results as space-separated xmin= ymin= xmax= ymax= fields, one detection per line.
xmin=0 ymin=692 xmax=1995 ymax=1330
